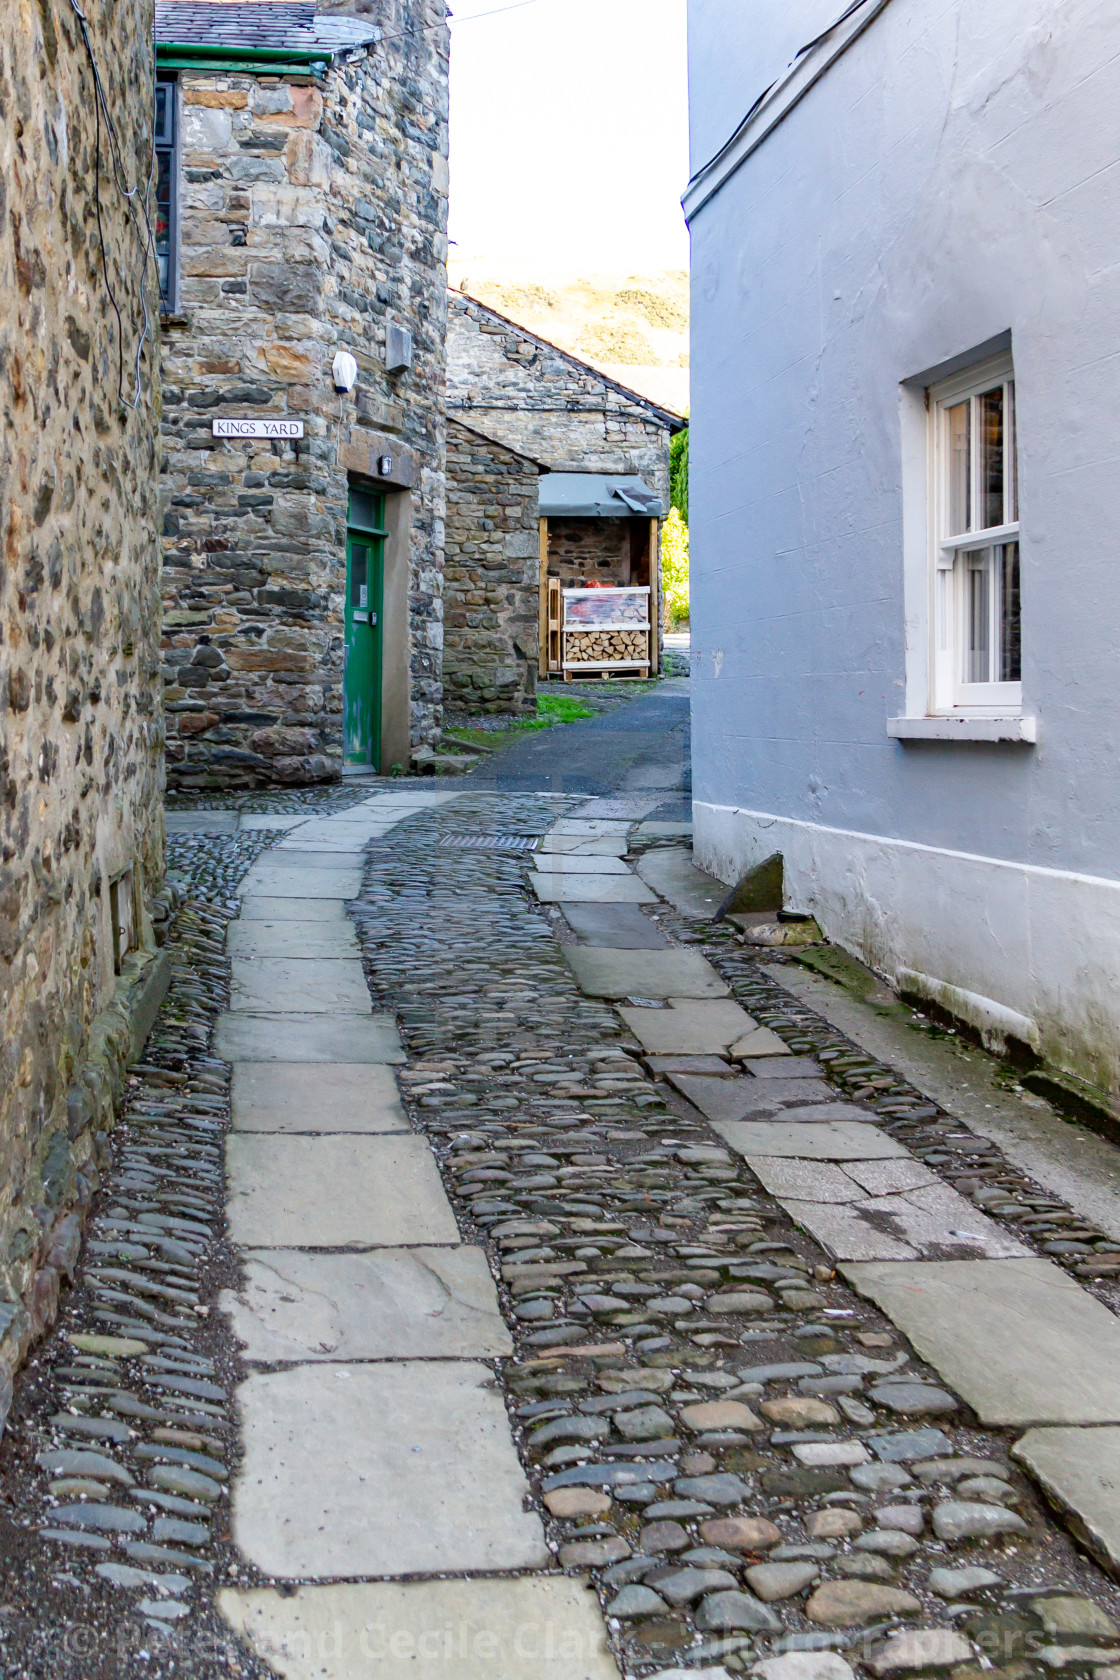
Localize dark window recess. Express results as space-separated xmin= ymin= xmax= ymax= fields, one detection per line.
xmin=155 ymin=80 xmax=178 ymax=309
xmin=350 ymin=543 xmax=370 ymax=611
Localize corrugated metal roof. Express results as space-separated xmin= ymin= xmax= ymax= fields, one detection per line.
xmin=539 ymin=474 xmax=664 ymax=520
xmin=154 ymin=3 xmax=379 ymax=53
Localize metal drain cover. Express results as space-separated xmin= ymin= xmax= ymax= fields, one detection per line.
xmin=439 ymin=833 xmax=541 ymax=852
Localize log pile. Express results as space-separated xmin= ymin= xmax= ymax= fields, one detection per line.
xmin=564 ymin=629 xmax=649 ymax=664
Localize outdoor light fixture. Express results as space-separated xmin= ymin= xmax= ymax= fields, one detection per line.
xmin=332 ymin=350 xmax=359 ymax=392
xmin=378 ymin=455 xmax=393 ymax=477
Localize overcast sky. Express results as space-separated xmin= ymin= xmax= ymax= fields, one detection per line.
xmin=448 ymin=0 xmax=690 ymax=275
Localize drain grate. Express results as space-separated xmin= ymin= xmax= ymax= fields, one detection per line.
xmin=439 ymin=832 xmax=541 ymax=852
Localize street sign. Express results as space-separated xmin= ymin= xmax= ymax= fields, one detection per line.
xmin=212 ymin=417 xmax=305 ymax=440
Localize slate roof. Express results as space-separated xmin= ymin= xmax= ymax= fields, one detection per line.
xmin=154 ymin=3 xmax=379 ymax=54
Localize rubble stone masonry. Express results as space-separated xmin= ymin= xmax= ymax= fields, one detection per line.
xmin=443 ymin=421 xmax=542 ymax=713
xmin=0 ymin=0 xmax=165 ymax=1424
xmin=444 ymin=292 xmax=678 ymax=707
xmin=161 ymin=4 xmax=449 ymax=787
xmin=446 ymin=291 xmax=675 ymax=510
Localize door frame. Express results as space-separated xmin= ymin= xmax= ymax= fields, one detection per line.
xmin=344 ymin=475 xmax=413 ymax=774
xmin=344 ymin=486 xmax=387 ymax=768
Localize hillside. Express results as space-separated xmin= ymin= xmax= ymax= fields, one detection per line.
xmin=447 ymin=261 xmax=690 ymax=416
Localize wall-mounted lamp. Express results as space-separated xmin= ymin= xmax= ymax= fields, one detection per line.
xmin=332 ymin=350 xmax=359 ymax=392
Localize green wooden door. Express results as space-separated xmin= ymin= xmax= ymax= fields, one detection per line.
xmin=344 ymin=488 xmax=386 ymax=766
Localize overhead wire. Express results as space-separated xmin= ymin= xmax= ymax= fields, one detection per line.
xmin=448 ymin=0 xmax=547 ymax=21
xmin=685 ymin=0 xmax=877 ymax=192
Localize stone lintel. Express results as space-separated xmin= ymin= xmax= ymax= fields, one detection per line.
xmin=339 ymin=430 xmax=416 ymax=490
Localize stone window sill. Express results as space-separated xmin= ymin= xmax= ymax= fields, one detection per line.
xmin=887 ymin=715 xmax=1037 ymax=743
xmin=160 ymin=313 xmax=191 ymax=331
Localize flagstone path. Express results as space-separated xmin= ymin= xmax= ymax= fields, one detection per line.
xmin=213 ymin=788 xmax=1120 ymax=1679
xmin=14 ymin=767 xmax=1120 ymax=1680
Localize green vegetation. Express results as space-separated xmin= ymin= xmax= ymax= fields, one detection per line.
xmin=670 ymin=426 xmax=689 ymax=522
xmin=444 ymin=692 xmax=597 ymax=755
xmin=537 ymin=693 xmax=595 ymax=724
xmin=662 ymin=508 xmax=689 ymax=627
xmin=663 ymin=423 xmax=690 ymax=628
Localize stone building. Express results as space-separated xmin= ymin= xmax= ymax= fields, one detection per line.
xmin=444 ymin=292 xmax=683 ymax=708
xmin=157 ymin=0 xmax=450 ymax=786
xmin=0 ymin=0 xmax=166 ymax=1426
xmin=443 ymin=421 xmax=546 ymax=714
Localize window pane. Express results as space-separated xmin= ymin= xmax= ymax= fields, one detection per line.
xmin=1006 ymin=381 xmax=1018 ymax=522
xmin=947 ymin=400 xmax=970 ymax=535
xmin=965 ymin=548 xmax=991 ymax=684
xmin=350 ymin=543 xmax=369 ymax=611
xmin=155 ymin=147 xmax=172 ymax=304
xmin=979 ymin=386 xmax=1004 ymax=529
xmin=349 ymin=489 xmax=385 ymax=533
xmin=999 ymin=540 xmax=1021 ymax=682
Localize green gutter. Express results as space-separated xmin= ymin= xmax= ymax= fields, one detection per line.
xmin=156 ymin=42 xmax=333 ymax=75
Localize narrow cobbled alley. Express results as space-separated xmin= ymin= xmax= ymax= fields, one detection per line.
xmin=6 ymin=687 xmax=1120 ymax=1680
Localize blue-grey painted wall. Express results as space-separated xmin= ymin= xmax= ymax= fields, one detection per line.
xmin=689 ymin=0 xmax=1120 ymax=876
xmin=687 ymin=0 xmax=843 ymax=171
xmin=686 ymin=0 xmax=1120 ymax=1089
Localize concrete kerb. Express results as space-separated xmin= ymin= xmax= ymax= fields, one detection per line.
xmin=1013 ymin=1427 xmax=1120 ymax=1577
xmin=222 ymin=1246 xmax=512 ymax=1363
xmin=231 ymin=1063 xmax=408 ymax=1133
xmin=563 ymin=945 xmax=730 ymax=999
xmin=215 ymin=1012 xmax=404 ymax=1063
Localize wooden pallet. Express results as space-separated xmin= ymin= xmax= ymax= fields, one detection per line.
xmin=563 ymin=662 xmax=650 ymax=682
xmin=547 ymin=577 xmax=562 ymax=673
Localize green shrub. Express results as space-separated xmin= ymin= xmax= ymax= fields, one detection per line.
xmin=670 ymin=426 xmax=689 ymax=523
xmin=661 ymin=507 xmax=689 ymax=627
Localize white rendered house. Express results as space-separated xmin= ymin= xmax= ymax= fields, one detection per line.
xmin=685 ymin=0 xmax=1120 ymax=1094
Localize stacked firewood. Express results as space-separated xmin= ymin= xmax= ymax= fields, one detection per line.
xmin=564 ymin=628 xmax=649 ymax=663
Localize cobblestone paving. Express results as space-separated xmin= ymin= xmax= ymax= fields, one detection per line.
xmin=350 ymin=793 xmax=1120 ymax=1679
xmin=164 ymin=781 xmax=394 ymax=814
xmin=638 ymin=888 xmax=1120 ymax=1306
xmin=0 ymin=828 xmax=283 ymax=1678
xmin=5 ymin=783 xmax=1120 ymax=1680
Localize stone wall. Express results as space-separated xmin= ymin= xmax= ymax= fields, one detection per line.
xmin=0 ymin=0 xmax=165 ymax=1423
xmin=161 ymin=4 xmax=450 ymax=787
xmin=547 ymin=519 xmax=632 ymax=588
xmin=445 ymin=292 xmax=678 ymax=705
xmin=443 ymin=421 xmax=541 ymax=713
xmin=446 ymin=291 xmax=677 ymax=511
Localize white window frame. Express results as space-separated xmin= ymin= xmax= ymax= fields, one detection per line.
xmin=927 ymin=353 xmax=1020 ymax=716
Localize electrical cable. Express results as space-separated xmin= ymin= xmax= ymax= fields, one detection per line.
xmin=449 ymin=0 xmax=546 ymax=22
xmin=66 ymin=0 xmax=160 ymax=412
xmin=685 ymin=0 xmax=876 ymax=191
